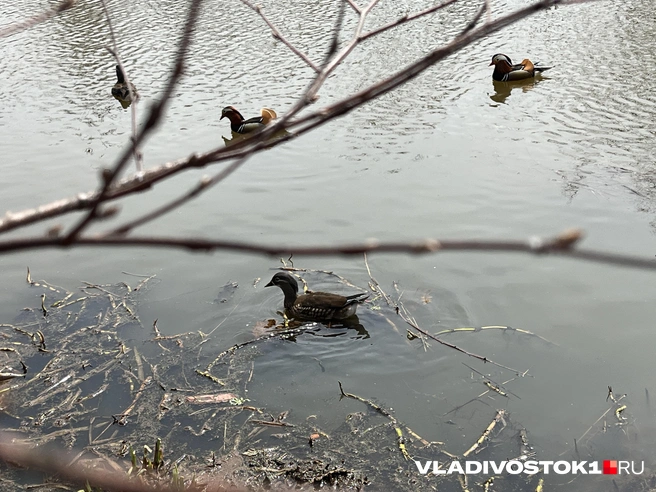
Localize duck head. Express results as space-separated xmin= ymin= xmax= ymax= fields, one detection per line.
xmin=489 ymin=53 xmax=513 ymax=67
xmin=220 ymin=106 xmax=245 ymax=124
xmin=265 ymin=272 xmax=298 ymax=292
xmin=265 ymin=272 xmax=300 ymax=309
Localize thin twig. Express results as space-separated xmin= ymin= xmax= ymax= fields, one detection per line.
xmin=106 ymin=155 xmax=251 ymax=235
xmin=0 ymin=230 xmax=655 ymax=272
xmin=0 ymin=0 xmax=75 ymax=38
xmin=288 ymin=0 xmax=588 ymax=137
xmin=0 ymin=0 xmax=596 ymax=240
xmin=239 ymin=0 xmax=320 ymax=72
xmin=0 ymin=433 xmax=222 ymax=492
xmin=344 ymin=0 xmax=361 ymax=14
xmin=359 ymin=0 xmax=460 ymax=41
xmin=62 ymin=0 xmax=204 ymax=243
xmin=99 ymin=0 xmax=142 ymax=172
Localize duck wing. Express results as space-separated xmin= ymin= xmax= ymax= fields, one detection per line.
xmin=343 ymin=292 xmax=369 ymax=305
xmin=533 ymin=63 xmax=553 ymax=73
xmin=260 ymin=108 xmax=277 ymax=124
xmin=238 ymin=116 xmax=266 ymax=133
xmin=297 ymin=292 xmax=357 ymax=309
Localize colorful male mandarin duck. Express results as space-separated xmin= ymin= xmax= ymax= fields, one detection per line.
xmin=111 ymin=65 xmax=138 ymax=101
xmin=220 ymin=106 xmax=277 ymax=133
xmin=265 ymin=272 xmax=369 ymax=321
xmin=489 ymin=54 xmax=552 ymax=82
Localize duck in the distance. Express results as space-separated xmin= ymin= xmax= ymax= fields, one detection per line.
xmin=489 ymin=53 xmax=552 ymax=82
xmin=265 ymin=272 xmax=369 ymax=321
xmin=220 ymin=106 xmax=277 ymax=134
xmin=111 ymin=65 xmax=138 ymax=108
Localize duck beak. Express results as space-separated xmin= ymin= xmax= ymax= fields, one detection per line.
xmin=489 ymin=61 xmax=495 ymax=66
xmin=265 ymin=280 xmax=274 ymax=287
xmin=220 ymin=114 xmax=226 ymax=120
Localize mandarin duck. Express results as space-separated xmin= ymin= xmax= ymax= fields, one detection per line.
xmin=265 ymin=272 xmax=369 ymax=320
xmin=111 ymin=65 xmax=138 ymax=101
xmin=489 ymin=54 xmax=552 ymax=82
xmin=220 ymin=106 xmax=277 ymax=133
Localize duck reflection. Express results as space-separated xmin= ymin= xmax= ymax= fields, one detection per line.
xmin=257 ymin=315 xmax=370 ymax=340
xmin=489 ymin=78 xmax=545 ymax=104
xmin=286 ymin=313 xmax=371 ymax=341
xmin=222 ymin=128 xmax=290 ymax=148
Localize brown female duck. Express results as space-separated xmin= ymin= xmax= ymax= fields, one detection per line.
xmin=265 ymin=272 xmax=368 ymax=320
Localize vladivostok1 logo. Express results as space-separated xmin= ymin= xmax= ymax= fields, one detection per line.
xmin=414 ymin=460 xmax=644 ymax=476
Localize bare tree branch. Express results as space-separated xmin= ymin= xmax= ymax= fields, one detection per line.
xmin=62 ymin=0 xmax=205 ymax=243
xmin=99 ymin=0 xmax=142 ymax=172
xmin=287 ymin=0 xmax=596 ymax=137
xmin=0 ymin=432 xmax=243 ymax=491
xmin=106 ymin=155 xmax=251 ymax=235
xmin=0 ymin=230 xmax=655 ymax=272
xmin=239 ymin=0 xmax=320 ymax=72
xmin=344 ymin=0 xmax=362 ymax=14
xmin=359 ymin=0 xmax=460 ymax=41
xmin=460 ymin=1 xmax=488 ymax=35
xmin=324 ymin=0 xmax=347 ymax=65
xmin=0 ymin=0 xmax=75 ymax=38
xmin=1 ymin=0 xmax=603 ymax=259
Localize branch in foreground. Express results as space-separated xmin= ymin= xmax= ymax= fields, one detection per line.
xmin=62 ymin=0 xmax=205 ymax=243
xmin=107 ymin=155 xmax=251 ymax=235
xmin=239 ymin=0 xmax=320 ymax=72
xmin=100 ymin=0 xmax=142 ymax=173
xmin=1 ymin=229 xmax=655 ymax=271
xmin=0 ymin=0 xmax=75 ymax=38
xmin=0 ymin=0 xmax=597 ymax=239
xmin=0 ymin=432 xmax=241 ymax=491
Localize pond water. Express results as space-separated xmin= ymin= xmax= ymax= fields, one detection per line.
xmin=1 ymin=0 xmax=656 ymax=489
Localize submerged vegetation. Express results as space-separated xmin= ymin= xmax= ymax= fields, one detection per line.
xmin=0 ymin=269 xmax=651 ymax=491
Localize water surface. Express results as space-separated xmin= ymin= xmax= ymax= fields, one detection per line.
xmin=1 ymin=0 xmax=656 ymax=489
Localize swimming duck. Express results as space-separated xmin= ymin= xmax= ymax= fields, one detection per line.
xmin=111 ymin=65 xmax=138 ymax=101
xmin=265 ymin=272 xmax=369 ymax=320
xmin=220 ymin=106 xmax=277 ymax=134
xmin=489 ymin=53 xmax=552 ymax=82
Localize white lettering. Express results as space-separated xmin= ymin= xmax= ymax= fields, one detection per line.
xmin=523 ymin=461 xmax=539 ymax=475
xmin=447 ymin=461 xmax=465 ymax=475
xmin=539 ymin=461 xmax=553 ymax=473
xmin=489 ymin=461 xmax=507 ymax=474
xmin=414 ymin=461 xmax=432 ymax=475
xmin=588 ymin=461 xmax=601 ymax=474
xmin=618 ymin=461 xmax=630 ymax=475
xmin=434 ymin=461 xmax=446 ymax=475
xmin=506 ymin=461 xmax=522 ymax=474
xmin=631 ymin=461 xmax=644 ymax=475
xmin=554 ymin=461 xmax=571 ymax=474
xmin=571 ymin=461 xmax=587 ymax=474
xmin=465 ymin=461 xmax=482 ymax=474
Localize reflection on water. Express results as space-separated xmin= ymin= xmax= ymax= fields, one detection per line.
xmin=286 ymin=315 xmax=371 ymax=340
xmin=112 ymin=96 xmax=133 ymax=109
xmin=489 ymin=78 xmax=542 ymax=104
xmin=222 ymin=128 xmax=291 ymax=147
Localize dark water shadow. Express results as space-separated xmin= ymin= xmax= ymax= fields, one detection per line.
xmin=222 ymin=128 xmax=291 ymax=147
xmin=489 ymin=77 xmax=550 ymax=105
xmin=267 ymin=313 xmax=370 ymax=341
